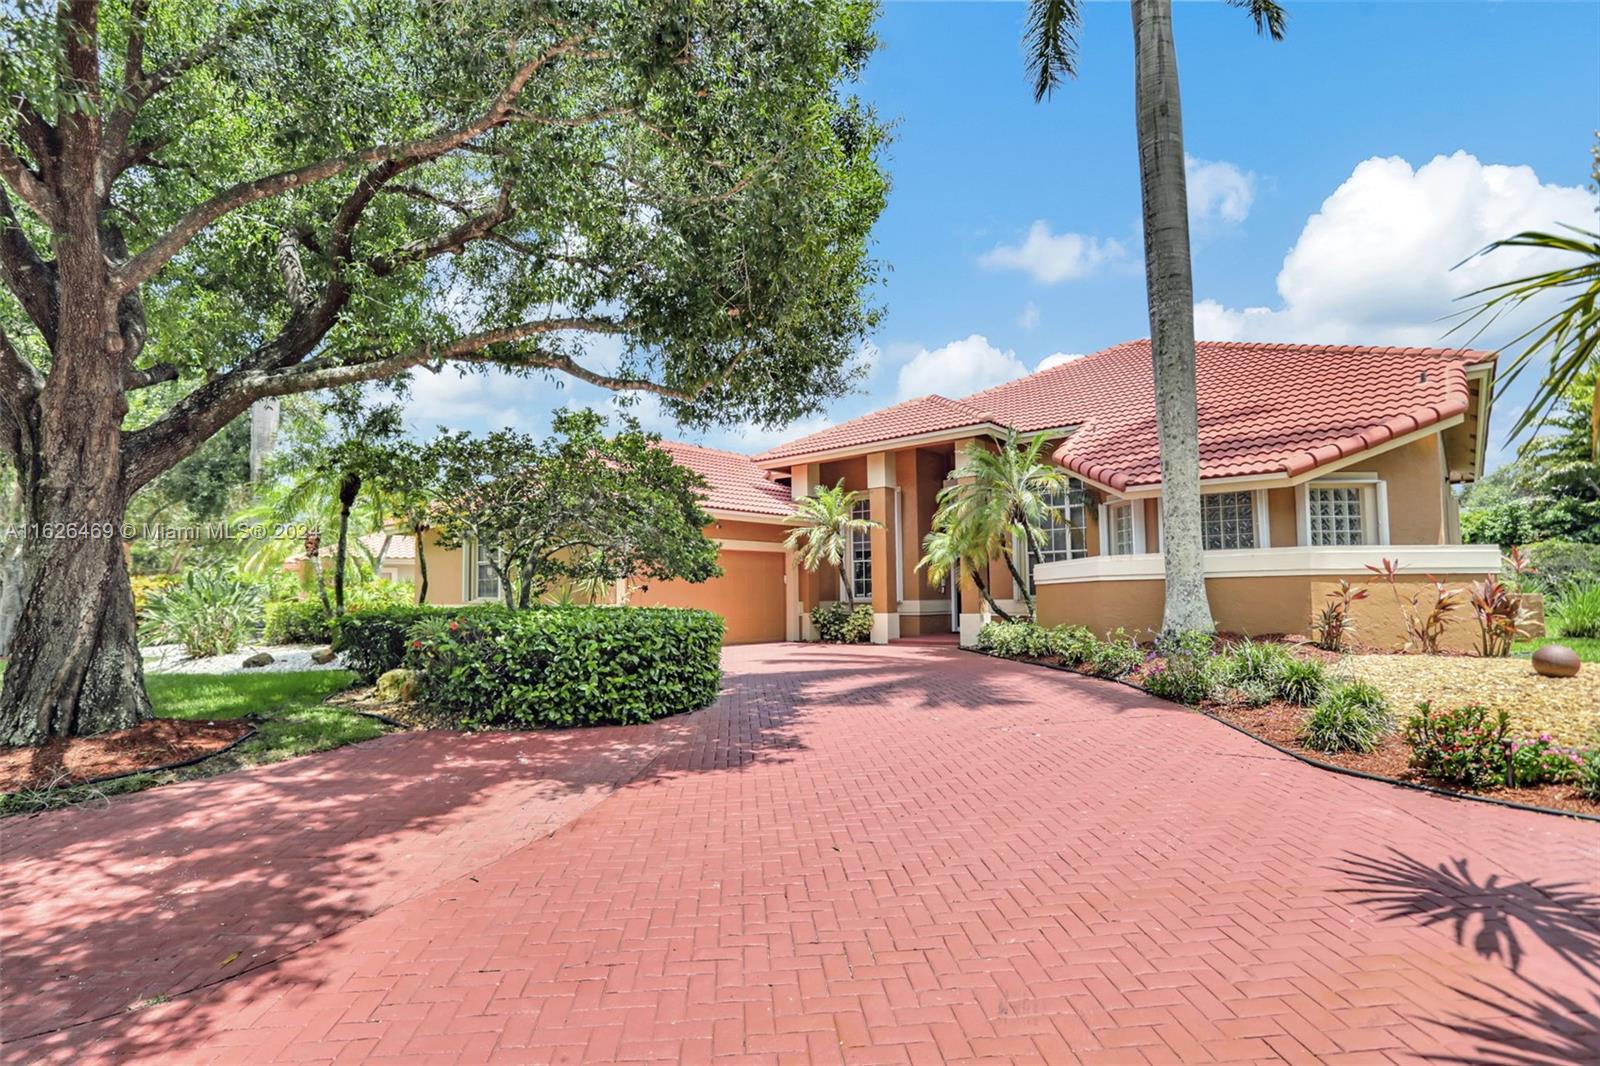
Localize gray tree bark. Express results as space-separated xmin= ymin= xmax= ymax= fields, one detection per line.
xmin=1131 ymin=0 xmax=1215 ymax=635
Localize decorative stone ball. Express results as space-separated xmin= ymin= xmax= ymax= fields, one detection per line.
xmin=1531 ymin=644 xmax=1580 ymax=679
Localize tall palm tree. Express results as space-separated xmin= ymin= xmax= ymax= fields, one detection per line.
xmin=936 ymin=433 xmax=1069 ymax=617
xmin=1024 ymin=0 xmax=1285 ymax=634
xmin=784 ymin=483 xmax=881 ymax=607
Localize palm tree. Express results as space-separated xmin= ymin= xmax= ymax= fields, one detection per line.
xmin=918 ymin=518 xmax=1013 ymax=621
xmin=1024 ymin=0 xmax=1285 ymax=634
xmin=1456 ymin=225 xmax=1600 ymax=456
xmin=935 ymin=433 xmax=1069 ymax=617
xmin=784 ymin=482 xmax=880 ymax=607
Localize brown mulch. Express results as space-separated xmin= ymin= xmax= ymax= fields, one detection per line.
xmin=1207 ymin=699 xmax=1600 ymax=819
xmin=0 ymin=718 xmax=254 ymax=793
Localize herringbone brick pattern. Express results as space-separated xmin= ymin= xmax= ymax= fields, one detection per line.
xmin=5 ymin=643 xmax=1597 ymax=1064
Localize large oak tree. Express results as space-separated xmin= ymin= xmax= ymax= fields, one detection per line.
xmin=0 ymin=0 xmax=886 ymax=743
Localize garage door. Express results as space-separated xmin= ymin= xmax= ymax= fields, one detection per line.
xmin=630 ymin=549 xmax=787 ymax=644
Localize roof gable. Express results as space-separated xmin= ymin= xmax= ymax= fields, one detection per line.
xmin=655 ymin=440 xmax=793 ymax=517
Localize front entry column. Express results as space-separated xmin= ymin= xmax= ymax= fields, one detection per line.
xmin=791 ymin=462 xmax=820 ymax=640
xmin=867 ymin=452 xmax=899 ymax=644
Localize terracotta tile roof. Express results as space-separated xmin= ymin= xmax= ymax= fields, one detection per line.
xmin=960 ymin=340 xmax=1489 ymax=491
xmin=753 ymin=395 xmax=997 ymax=463
xmin=361 ymin=532 xmax=416 ymax=561
xmin=656 ymin=440 xmax=794 ymax=517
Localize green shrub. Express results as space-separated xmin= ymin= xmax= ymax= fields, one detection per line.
xmin=130 ymin=573 xmax=177 ymax=616
xmin=1551 ymin=580 xmax=1600 ymax=639
xmin=264 ymin=599 xmax=334 ymax=644
xmin=407 ymin=606 xmax=724 ymax=728
xmin=138 ymin=569 xmax=263 ymax=658
xmin=333 ymin=604 xmax=490 ymax=680
xmin=1300 ymin=680 xmax=1393 ymax=754
xmin=1504 ymin=733 xmax=1592 ymax=788
xmin=1223 ymin=678 xmax=1275 ymax=708
xmin=1140 ymin=629 xmax=1216 ymax=704
xmin=978 ymin=620 xmax=1043 ymax=658
xmin=1576 ymin=749 xmax=1600 ymax=801
xmin=1523 ymin=539 xmax=1600 ymax=595
xmin=1090 ymin=631 xmax=1145 ymax=678
xmin=1273 ymin=657 xmax=1327 ymax=707
xmin=1218 ymin=639 xmax=1293 ymax=688
xmin=811 ymin=602 xmax=874 ymax=643
xmin=1046 ymin=624 xmax=1097 ymax=666
xmin=1403 ymin=702 xmax=1510 ymax=787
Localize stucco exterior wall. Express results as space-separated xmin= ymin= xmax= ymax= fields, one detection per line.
xmin=1361 ymin=433 xmax=1449 ymax=545
xmin=1035 ymin=571 xmax=1517 ymax=653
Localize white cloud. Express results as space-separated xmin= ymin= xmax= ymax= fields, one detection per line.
xmin=979 ymin=221 xmax=1125 ymax=284
xmin=1194 ymin=151 xmax=1596 ymax=348
xmin=896 ymin=334 xmax=1029 ymax=400
xmin=1017 ymin=302 xmax=1040 ymax=331
xmin=1185 ymin=154 xmax=1255 ymax=225
xmin=403 ymin=367 xmax=534 ymax=433
xmin=1035 ymin=352 xmax=1084 ymax=372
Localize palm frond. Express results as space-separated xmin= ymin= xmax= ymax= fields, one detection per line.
xmin=1451 ymin=225 xmax=1600 ymax=449
xmin=1024 ymin=0 xmax=1081 ymax=102
xmin=1227 ymin=0 xmax=1288 ymax=40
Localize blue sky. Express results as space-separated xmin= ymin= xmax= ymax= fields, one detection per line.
xmin=403 ymin=0 xmax=1600 ymax=468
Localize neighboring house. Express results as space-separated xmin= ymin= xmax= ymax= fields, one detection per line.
xmin=284 ymin=531 xmax=417 ymax=587
xmin=419 ymin=340 xmax=1510 ymax=650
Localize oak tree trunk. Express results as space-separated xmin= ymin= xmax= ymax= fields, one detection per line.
xmin=413 ymin=524 xmax=429 ymax=603
xmin=1131 ymin=0 xmax=1215 ymax=635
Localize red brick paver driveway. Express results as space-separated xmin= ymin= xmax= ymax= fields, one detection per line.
xmin=4 ymin=642 xmax=1597 ymax=1064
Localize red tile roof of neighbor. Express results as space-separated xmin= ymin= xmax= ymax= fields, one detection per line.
xmin=749 ymin=340 xmax=1490 ymax=491
xmin=655 ymin=440 xmax=795 ymax=517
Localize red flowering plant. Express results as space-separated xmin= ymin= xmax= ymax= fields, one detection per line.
xmin=1313 ymin=579 xmax=1369 ymax=652
xmin=1366 ymin=558 xmax=1461 ymax=654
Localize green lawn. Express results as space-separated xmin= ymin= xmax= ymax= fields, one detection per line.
xmin=149 ymin=670 xmax=379 ymax=761
xmin=3 ymin=670 xmax=380 ymax=814
xmin=1513 ymin=636 xmax=1600 ymax=662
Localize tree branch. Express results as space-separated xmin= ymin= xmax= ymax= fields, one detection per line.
xmin=120 ymin=314 xmax=643 ymax=492
xmin=0 ymin=186 xmax=58 ymax=342
xmin=122 ymin=363 xmax=177 ymax=390
xmin=0 ymin=325 xmax=44 ymax=417
xmin=114 ymin=31 xmax=596 ymax=297
xmin=0 ymin=144 xmax=58 ymax=224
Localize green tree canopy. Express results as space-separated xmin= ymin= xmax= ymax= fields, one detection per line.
xmin=0 ymin=0 xmax=887 ymax=742
xmin=428 ymin=408 xmax=720 ymax=608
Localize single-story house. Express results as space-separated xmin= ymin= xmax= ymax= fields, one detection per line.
xmin=285 ymin=531 xmax=417 ymax=587
xmin=415 ymin=339 xmax=1511 ymax=651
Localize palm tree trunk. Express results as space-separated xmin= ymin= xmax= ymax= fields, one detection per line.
xmin=413 ymin=523 xmax=429 ymax=604
xmin=839 ymin=560 xmax=853 ymax=607
xmin=1131 ymin=0 xmax=1215 ymax=635
xmin=970 ymin=566 xmax=1012 ymax=622
xmin=333 ymin=472 xmax=360 ymax=616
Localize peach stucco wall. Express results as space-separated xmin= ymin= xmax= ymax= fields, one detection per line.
xmin=1035 ymin=571 xmax=1516 ymax=653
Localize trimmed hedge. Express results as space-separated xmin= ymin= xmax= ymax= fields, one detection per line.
xmin=407 ymin=606 xmax=724 ymax=728
xmin=264 ymin=599 xmax=334 ymax=644
xmin=332 ymin=604 xmax=490 ymax=680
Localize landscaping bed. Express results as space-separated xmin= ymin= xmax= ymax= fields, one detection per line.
xmin=0 ymin=717 xmax=255 ymax=792
xmin=1206 ymin=698 xmax=1600 ymax=818
xmin=973 ymin=619 xmax=1600 ymax=822
xmin=1338 ymin=653 xmax=1599 ymax=743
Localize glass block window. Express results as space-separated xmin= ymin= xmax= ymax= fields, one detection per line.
xmin=1107 ymin=502 xmax=1136 ymax=555
xmin=474 ymin=544 xmax=500 ymax=601
xmin=1035 ymin=481 xmax=1089 ymax=563
xmin=1201 ymin=491 xmax=1257 ymax=550
xmin=849 ymin=498 xmax=872 ymax=600
xmin=1308 ymin=486 xmax=1368 ymax=546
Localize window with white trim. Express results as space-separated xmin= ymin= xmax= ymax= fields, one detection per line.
xmin=849 ymin=498 xmax=872 ymax=600
xmin=1107 ymin=501 xmax=1136 ymax=555
xmin=1201 ymin=491 xmax=1258 ymax=550
xmin=1307 ymin=485 xmax=1371 ymax=546
xmin=1036 ymin=481 xmax=1089 ymax=563
xmin=471 ymin=542 xmax=502 ymax=601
